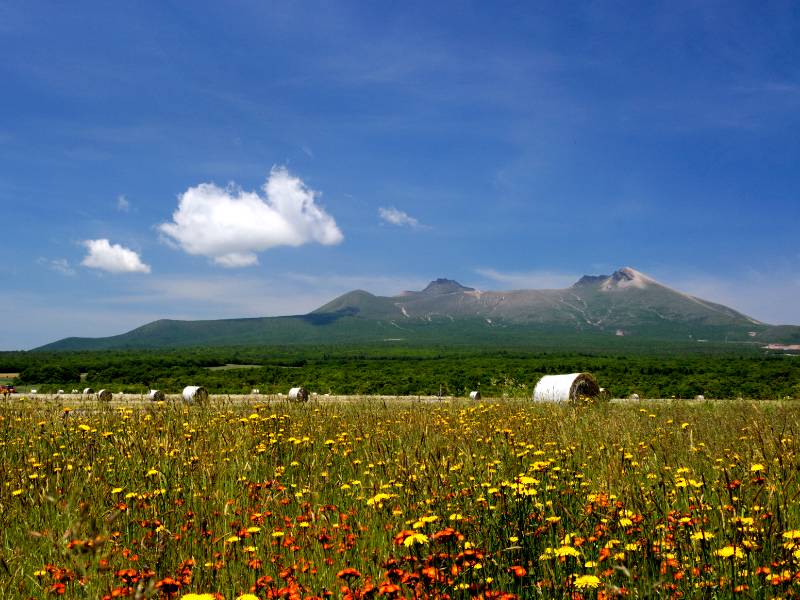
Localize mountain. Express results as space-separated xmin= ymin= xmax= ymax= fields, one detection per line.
xmin=34 ymin=267 xmax=800 ymax=350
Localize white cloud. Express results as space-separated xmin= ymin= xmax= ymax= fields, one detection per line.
xmin=117 ymin=195 xmax=130 ymax=212
xmin=475 ymin=268 xmax=580 ymax=290
xmin=51 ymin=259 xmax=75 ymax=276
xmin=158 ymin=166 xmax=343 ymax=267
xmin=37 ymin=257 xmax=76 ymax=276
xmin=81 ymin=239 xmax=151 ymax=274
xmin=378 ymin=206 xmax=427 ymax=229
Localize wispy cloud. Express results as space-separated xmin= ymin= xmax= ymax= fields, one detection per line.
xmin=378 ymin=206 xmax=428 ymax=229
xmin=81 ymin=239 xmax=151 ymax=274
xmin=117 ymin=195 xmax=130 ymax=212
xmin=51 ymin=258 xmax=75 ymax=276
xmin=159 ymin=166 xmax=343 ymax=267
xmin=475 ymin=268 xmax=580 ymax=290
xmin=38 ymin=257 xmax=76 ymax=276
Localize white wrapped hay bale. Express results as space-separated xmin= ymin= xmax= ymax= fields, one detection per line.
xmin=30 ymin=389 xmax=37 ymax=394
xmin=149 ymin=390 xmax=166 ymax=402
xmin=251 ymin=389 xmax=260 ymax=395
xmin=288 ymin=387 xmax=309 ymax=402
xmin=72 ymin=389 xmax=79 ymax=394
xmin=57 ymin=389 xmax=64 ymax=394
xmin=182 ymin=386 xmax=208 ymax=404
xmin=532 ymin=373 xmax=602 ymax=403
xmin=96 ymin=389 xmax=112 ymax=402
xmin=83 ymin=388 xmax=95 ymax=395
xmin=469 ymin=391 xmax=481 ymax=400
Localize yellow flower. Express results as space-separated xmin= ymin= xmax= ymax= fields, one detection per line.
xmin=146 ymin=469 xmax=159 ymax=477
xmin=246 ymin=526 xmax=261 ymax=533
xmin=681 ymin=423 xmax=689 ymax=429
xmin=111 ymin=487 xmax=123 ymax=494
xmin=271 ymin=531 xmax=284 ymax=537
xmin=574 ymin=575 xmax=601 ymax=589
xmin=12 ymin=490 xmax=23 ymax=496
xmin=236 ymin=595 xmax=261 ymax=600
xmin=181 ymin=595 xmax=218 ymax=600
xmin=404 ymin=533 xmax=429 ymax=547
xmin=78 ymin=424 xmax=91 ymax=431
xmin=750 ymin=464 xmax=764 ymax=472
xmin=716 ymin=546 xmax=744 ymax=559
xmin=226 ymin=536 xmax=241 ymax=543
xmin=691 ymin=531 xmax=715 ymax=540
xmin=555 ymin=546 xmax=581 ymax=558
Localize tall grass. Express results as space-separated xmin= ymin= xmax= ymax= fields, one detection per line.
xmin=2 ymin=396 xmax=800 ymax=599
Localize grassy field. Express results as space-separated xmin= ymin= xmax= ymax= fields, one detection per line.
xmin=2 ymin=397 xmax=800 ymax=599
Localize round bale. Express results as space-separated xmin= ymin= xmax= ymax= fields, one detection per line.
xmin=469 ymin=391 xmax=481 ymax=400
xmin=288 ymin=387 xmax=309 ymax=402
xmin=83 ymin=388 xmax=95 ymax=395
xmin=532 ymin=373 xmax=602 ymax=403
xmin=96 ymin=389 xmax=113 ymax=402
xmin=149 ymin=390 xmax=166 ymax=402
xmin=182 ymin=386 xmax=209 ymax=404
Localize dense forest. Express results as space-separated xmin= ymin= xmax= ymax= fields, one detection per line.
xmin=2 ymin=343 xmax=799 ymax=399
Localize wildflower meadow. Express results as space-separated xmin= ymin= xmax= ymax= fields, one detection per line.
xmin=2 ymin=397 xmax=800 ymax=599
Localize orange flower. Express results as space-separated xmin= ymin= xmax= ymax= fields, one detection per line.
xmin=336 ymin=568 xmax=362 ymax=580
xmin=508 ymin=565 xmax=526 ymax=577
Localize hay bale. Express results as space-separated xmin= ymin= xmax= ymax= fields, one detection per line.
xmin=30 ymin=389 xmax=37 ymax=394
xmin=251 ymin=389 xmax=260 ymax=395
xmin=96 ymin=389 xmax=112 ymax=402
xmin=288 ymin=387 xmax=309 ymax=402
xmin=532 ymin=373 xmax=602 ymax=403
xmin=629 ymin=393 xmax=640 ymax=401
xmin=469 ymin=391 xmax=481 ymax=400
xmin=182 ymin=386 xmax=209 ymax=404
xmin=83 ymin=388 xmax=95 ymax=395
xmin=71 ymin=389 xmax=79 ymax=394
xmin=57 ymin=389 xmax=64 ymax=394
xmin=149 ymin=390 xmax=166 ymax=402
xmin=695 ymin=395 xmax=705 ymax=401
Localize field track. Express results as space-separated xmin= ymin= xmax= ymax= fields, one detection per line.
xmin=3 ymin=392 xmax=719 ymax=405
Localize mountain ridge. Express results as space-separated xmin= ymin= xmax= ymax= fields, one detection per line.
xmin=33 ymin=267 xmax=799 ymax=351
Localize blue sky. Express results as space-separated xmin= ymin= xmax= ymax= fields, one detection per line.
xmin=2 ymin=1 xmax=800 ymax=349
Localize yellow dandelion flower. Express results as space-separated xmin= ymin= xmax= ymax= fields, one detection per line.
xmin=716 ymin=546 xmax=744 ymax=559
xmin=750 ymin=464 xmax=764 ymax=472
xmin=404 ymin=533 xmax=429 ymax=547
xmin=574 ymin=575 xmax=601 ymax=589
xmin=555 ymin=546 xmax=581 ymax=558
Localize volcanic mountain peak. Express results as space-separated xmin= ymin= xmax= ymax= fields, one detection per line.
xmin=395 ymin=278 xmax=475 ymax=298
xmin=571 ymin=267 xmax=657 ymax=290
